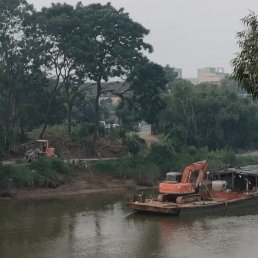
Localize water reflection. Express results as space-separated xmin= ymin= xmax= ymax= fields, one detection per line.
xmin=1 ymin=192 xmax=258 ymax=258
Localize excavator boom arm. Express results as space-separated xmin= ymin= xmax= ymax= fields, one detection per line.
xmin=181 ymin=160 xmax=208 ymax=185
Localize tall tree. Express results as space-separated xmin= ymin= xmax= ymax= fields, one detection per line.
xmin=0 ymin=0 xmax=35 ymax=149
xmin=123 ymin=60 xmax=168 ymax=133
xmin=72 ymin=3 xmax=153 ymax=154
xmin=36 ymin=3 xmax=94 ymax=136
xmin=26 ymin=3 xmax=87 ymax=138
xmin=231 ymin=11 xmax=258 ymax=98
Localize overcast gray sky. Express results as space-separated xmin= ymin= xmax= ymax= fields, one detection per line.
xmin=27 ymin=0 xmax=258 ymax=78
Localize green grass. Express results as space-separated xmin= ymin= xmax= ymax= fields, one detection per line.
xmin=94 ymin=155 xmax=161 ymax=186
xmin=93 ymin=144 xmax=258 ymax=186
xmin=0 ymin=157 xmax=73 ymax=189
xmin=235 ymin=155 xmax=258 ymax=166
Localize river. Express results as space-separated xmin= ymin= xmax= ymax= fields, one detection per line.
xmin=1 ymin=190 xmax=258 ymax=258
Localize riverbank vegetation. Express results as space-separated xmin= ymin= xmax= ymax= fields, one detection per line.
xmin=94 ymin=143 xmax=258 ymax=186
xmin=0 ymin=158 xmax=73 ymax=189
xmin=1 ymin=2 xmax=258 ymax=192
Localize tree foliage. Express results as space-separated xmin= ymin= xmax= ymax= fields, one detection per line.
xmin=0 ymin=0 xmax=162 ymax=155
xmin=69 ymin=3 xmax=153 ymax=153
xmin=2 ymin=1 xmax=258 ymax=158
xmin=161 ymin=79 xmax=258 ymax=150
xmin=0 ymin=0 xmax=37 ymax=148
xmin=231 ymin=11 xmax=258 ymax=98
xmin=164 ymin=64 xmax=178 ymax=83
xmin=118 ymin=60 xmax=168 ymax=127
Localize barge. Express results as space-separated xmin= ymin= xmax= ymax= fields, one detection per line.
xmin=127 ymin=162 xmax=258 ymax=216
xmin=127 ymin=190 xmax=258 ymax=216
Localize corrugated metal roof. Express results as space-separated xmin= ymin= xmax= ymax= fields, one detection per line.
xmin=217 ymin=165 xmax=258 ymax=176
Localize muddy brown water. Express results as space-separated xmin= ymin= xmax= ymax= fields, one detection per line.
xmin=1 ymin=189 xmax=258 ymax=258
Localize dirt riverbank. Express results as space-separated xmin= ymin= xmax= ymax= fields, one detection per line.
xmin=0 ymin=130 xmax=159 ymax=200
xmin=1 ymin=169 xmax=133 ymax=200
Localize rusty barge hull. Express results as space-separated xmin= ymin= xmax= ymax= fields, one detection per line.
xmin=127 ymin=193 xmax=258 ymax=216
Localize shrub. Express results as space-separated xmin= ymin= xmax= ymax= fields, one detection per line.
xmin=0 ymin=157 xmax=73 ymax=189
xmin=94 ymin=155 xmax=161 ymax=186
xmin=30 ymin=157 xmax=72 ymax=188
xmin=48 ymin=125 xmax=69 ymax=137
xmin=149 ymin=139 xmax=178 ymax=173
xmin=236 ymin=155 xmax=258 ymax=166
xmin=107 ymin=127 xmax=125 ymax=141
xmin=73 ymin=123 xmax=95 ymax=138
xmin=122 ymin=133 xmax=146 ymax=154
xmin=0 ymin=165 xmax=34 ymax=187
xmin=29 ymin=157 xmax=70 ymax=175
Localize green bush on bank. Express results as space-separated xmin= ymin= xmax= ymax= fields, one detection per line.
xmin=94 ymin=139 xmax=258 ymax=185
xmin=94 ymin=155 xmax=161 ymax=186
xmin=122 ymin=133 xmax=146 ymax=154
xmin=0 ymin=157 xmax=73 ymax=189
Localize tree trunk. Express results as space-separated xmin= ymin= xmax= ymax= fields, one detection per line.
xmin=91 ymin=80 xmax=101 ymax=155
xmin=68 ymin=102 xmax=72 ymax=136
xmin=65 ymin=86 xmax=73 ymax=136
xmin=5 ymin=90 xmax=15 ymax=150
xmin=39 ymin=102 xmax=53 ymax=139
xmin=39 ymin=89 xmax=60 ymax=139
xmin=20 ymin=119 xmax=26 ymax=143
xmin=39 ymin=123 xmax=47 ymax=139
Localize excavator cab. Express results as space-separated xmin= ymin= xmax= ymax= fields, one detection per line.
xmin=35 ymin=140 xmax=55 ymax=156
xmin=166 ymin=172 xmax=182 ymax=183
xmin=35 ymin=140 xmax=47 ymax=153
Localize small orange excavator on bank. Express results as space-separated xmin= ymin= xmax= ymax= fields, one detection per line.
xmin=24 ymin=140 xmax=55 ymax=162
xmin=158 ymin=160 xmax=208 ymax=203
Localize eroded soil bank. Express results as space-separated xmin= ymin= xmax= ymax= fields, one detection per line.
xmin=0 ymin=131 xmax=159 ymax=200
xmin=0 ymin=169 xmax=143 ymax=200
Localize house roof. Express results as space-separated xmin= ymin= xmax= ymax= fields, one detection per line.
xmin=215 ymin=165 xmax=258 ymax=176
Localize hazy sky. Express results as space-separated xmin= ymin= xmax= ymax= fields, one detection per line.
xmin=27 ymin=0 xmax=258 ymax=78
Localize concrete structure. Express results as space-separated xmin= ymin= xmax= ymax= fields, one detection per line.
xmin=197 ymin=67 xmax=228 ymax=85
xmin=173 ymin=68 xmax=182 ymax=79
xmin=185 ymin=78 xmax=198 ymax=85
xmin=185 ymin=67 xmax=229 ymax=86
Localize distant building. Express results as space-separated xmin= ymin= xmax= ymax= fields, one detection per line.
xmin=185 ymin=78 xmax=198 ymax=85
xmin=185 ymin=67 xmax=229 ymax=86
xmin=173 ymin=68 xmax=182 ymax=79
xmin=197 ymin=67 xmax=228 ymax=85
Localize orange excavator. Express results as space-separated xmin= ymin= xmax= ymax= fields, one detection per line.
xmin=24 ymin=140 xmax=55 ymax=162
xmin=158 ymin=160 xmax=208 ymax=203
